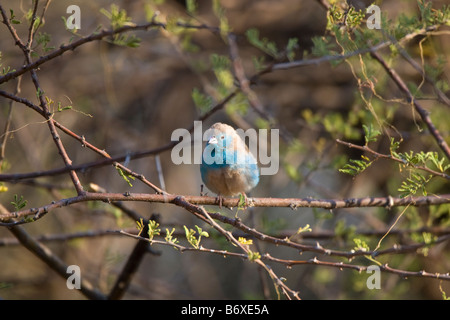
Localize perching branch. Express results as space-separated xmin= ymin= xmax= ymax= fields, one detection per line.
xmin=1 ymin=191 xmax=450 ymax=225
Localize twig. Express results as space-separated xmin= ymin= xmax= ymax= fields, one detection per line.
xmin=0 ymin=19 xmax=229 ymax=85
xmin=370 ymin=51 xmax=450 ymax=160
xmin=1 ymin=225 xmax=447 ymax=247
xmin=108 ymin=216 xmax=155 ymax=300
xmin=118 ymin=230 xmax=245 ymax=258
xmin=336 ymin=139 xmax=450 ymax=180
xmin=387 ymin=32 xmax=450 ymax=108
xmin=0 ymin=5 xmax=85 ymax=195
xmin=0 ymin=227 xmax=138 ymax=246
xmin=171 ymin=196 xmax=301 ymax=299
xmin=264 ymin=254 xmax=450 ymax=281
xmin=228 ymin=33 xmax=293 ymax=143
xmin=0 ymin=77 xmax=21 ymax=167
xmin=0 ymin=89 xmax=235 ymax=184
xmin=257 ymin=24 xmax=442 ymax=77
xmin=118 ymin=224 xmax=450 ymax=287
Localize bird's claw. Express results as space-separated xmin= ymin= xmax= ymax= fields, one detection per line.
xmin=215 ymin=194 xmax=224 ymax=208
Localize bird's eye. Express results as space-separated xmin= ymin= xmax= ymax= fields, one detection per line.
xmin=220 ymin=135 xmax=225 ymax=139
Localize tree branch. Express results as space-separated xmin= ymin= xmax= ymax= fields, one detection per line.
xmin=336 ymin=139 xmax=450 ymax=180
xmin=370 ymin=51 xmax=450 ymax=160
xmin=1 ymin=191 xmax=450 ymax=225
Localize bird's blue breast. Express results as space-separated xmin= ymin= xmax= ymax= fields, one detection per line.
xmin=201 ymin=142 xmax=259 ymax=196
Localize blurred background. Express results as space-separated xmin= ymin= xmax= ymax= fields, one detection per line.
xmin=0 ymin=0 xmax=449 ymax=299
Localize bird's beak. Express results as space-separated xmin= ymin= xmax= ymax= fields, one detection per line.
xmin=208 ymin=136 xmax=218 ymax=145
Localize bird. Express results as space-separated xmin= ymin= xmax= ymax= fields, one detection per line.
xmin=200 ymin=122 xmax=259 ymax=206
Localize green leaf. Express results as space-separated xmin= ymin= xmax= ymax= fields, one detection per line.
xmin=398 ymin=172 xmax=432 ymax=198
xmin=389 ymin=137 xmax=401 ymax=155
xmin=286 ymin=37 xmax=298 ymax=61
xmin=192 ymin=88 xmax=212 ymax=112
xmin=363 ymin=124 xmax=381 ymax=145
xmin=186 ymin=0 xmax=197 ymax=15
xmin=148 ymin=220 xmax=161 ymax=241
xmin=339 ymin=155 xmax=373 ymax=176
xmin=251 ymin=56 xmax=266 ymax=72
xmin=247 ymin=250 xmax=261 ymax=261
xmin=99 ymin=4 xmax=142 ymax=47
xmin=245 ymin=28 xmax=279 ymax=58
xmin=184 ymin=226 xmax=199 ymax=249
xmin=210 ymin=54 xmax=233 ymax=89
xmin=353 ymin=238 xmax=370 ymax=252
xmin=100 ymin=4 xmax=131 ymax=29
xmin=125 ymin=35 xmax=141 ymax=48
xmin=212 ymin=0 xmax=230 ymax=38
xmin=136 ymin=218 xmax=145 ymax=235
xmin=165 ymin=228 xmax=179 ymax=244
xmin=195 ymin=225 xmax=209 ymax=238
xmin=311 ymin=36 xmax=337 ymax=58
xmin=296 ymin=224 xmax=312 ymax=234
xmin=184 ymin=225 xmax=209 ymax=249
xmin=11 ymin=194 xmax=27 ymax=211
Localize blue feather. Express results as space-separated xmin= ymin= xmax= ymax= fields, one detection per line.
xmin=200 ymin=123 xmax=260 ymax=197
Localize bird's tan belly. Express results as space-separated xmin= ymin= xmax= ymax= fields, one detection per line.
xmin=206 ymin=167 xmax=249 ymax=196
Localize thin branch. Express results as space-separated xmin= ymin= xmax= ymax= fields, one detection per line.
xmin=0 ymin=4 xmax=85 ymax=195
xmin=108 ymin=216 xmax=155 ymax=300
xmin=25 ymin=0 xmax=40 ymax=50
xmin=0 ymin=19 xmax=226 ymax=85
xmin=0 ymin=227 xmax=138 ymax=246
xmin=336 ymin=139 xmax=450 ymax=180
xmin=264 ymin=254 xmax=450 ymax=281
xmin=370 ymin=51 xmax=450 ymax=160
xmin=119 ymin=227 xmax=450 ymax=283
xmin=256 ymin=24 xmax=442 ymax=77
xmin=1 ymin=225 xmax=447 ymax=247
xmin=387 ymin=32 xmax=450 ymax=108
xmin=55 ymin=121 xmax=166 ymax=195
xmin=0 ymin=22 xmax=163 ymax=85
xmin=0 ymin=77 xmax=21 ymax=166
xmin=0 ymin=89 xmax=235 ymax=183
xmin=1 ymin=192 xmax=450 ymax=224
xmin=228 ymin=33 xmax=292 ymax=143
xmin=168 ymin=196 xmax=301 ymax=299
xmin=118 ymin=230 xmax=246 ymax=258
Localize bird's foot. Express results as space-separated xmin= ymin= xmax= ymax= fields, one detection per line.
xmin=215 ymin=194 xmax=224 ymax=209
xmin=200 ymin=184 xmax=206 ymax=196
